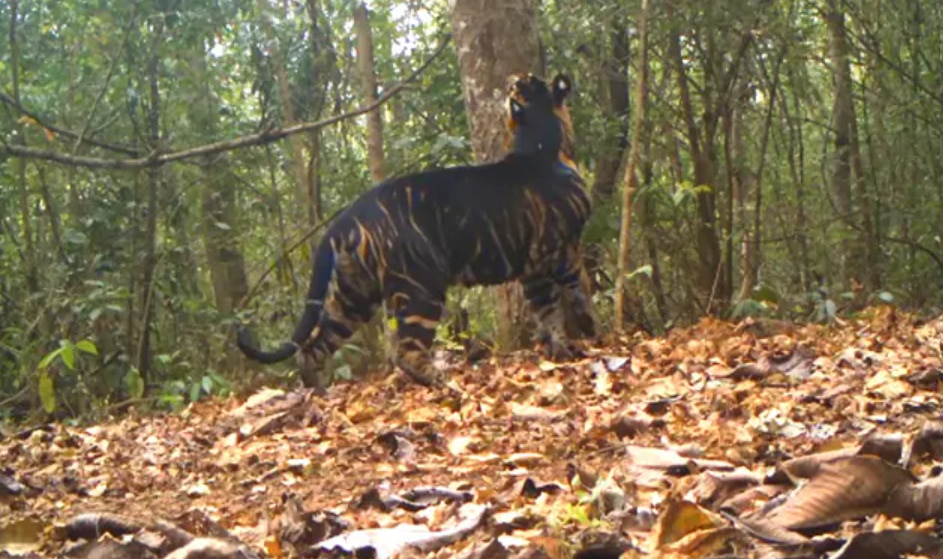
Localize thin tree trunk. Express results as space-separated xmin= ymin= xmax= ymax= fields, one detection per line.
xmin=136 ymin=21 xmax=165 ymax=384
xmin=592 ymin=20 xmax=630 ymax=202
xmin=191 ymin=52 xmax=250 ymax=320
xmin=353 ymin=1 xmax=388 ymax=371
xmin=582 ymin=18 xmax=630 ymax=310
xmin=36 ymin=167 xmax=69 ymax=266
xmin=305 ymin=0 xmax=340 ymax=231
xmin=353 ymin=2 xmax=385 ymax=182
xmin=305 ymin=0 xmax=336 ymax=223
xmin=668 ymin=22 xmax=724 ymax=314
xmin=785 ymin=83 xmax=811 ymax=291
xmin=723 ymin=100 xmax=738 ymax=307
xmin=825 ymin=0 xmax=860 ymax=288
xmin=9 ymin=0 xmax=38 ymax=294
xmin=738 ymin=50 xmax=784 ymax=301
xmin=258 ymin=0 xmax=316 ymax=248
xmin=614 ymin=0 xmax=650 ymax=332
xmin=850 ymin=109 xmax=880 ymax=291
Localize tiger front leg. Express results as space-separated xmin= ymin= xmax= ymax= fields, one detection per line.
xmin=561 ymin=243 xmax=597 ymax=339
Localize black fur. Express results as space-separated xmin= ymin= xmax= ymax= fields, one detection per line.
xmin=237 ymin=73 xmax=594 ymax=388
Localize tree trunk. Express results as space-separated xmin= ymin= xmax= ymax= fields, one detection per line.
xmin=581 ymin=18 xmax=630 ymax=314
xmin=136 ymin=22 xmax=164 ymax=384
xmin=305 ymin=0 xmax=337 ymax=223
xmin=9 ymin=0 xmax=38 ymax=294
xmin=353 ymin=2 xmax=385 ymax=182
xmin=614 ymin=0 xmax=650 ymax=332
xmin=850 ymin=107 xmax=880 ymax=291
xmin=352 ymin=1 xmax=388 ymax=372
xmin=258 ymin=0 xmax=317 ymax=249
xmin=737 ymin=50 xmax=783 ymax=302
xmin=190 ymin=52 xmax=250 ymax=319
xmin=668 ymin=23 xmax=724 ymax=314
xmin=825 ymin=0 xmax=869 ymax=290
xmin=592 ymin=20 xmax=630 ymax=202
xmin=450 ymin=0 xmax=540 ymax=350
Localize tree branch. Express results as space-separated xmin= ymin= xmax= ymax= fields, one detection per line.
xmin=1 ymin=34 xmax=453 ymax=170
xmin=0 ymin=92 xmax=142 ymax=156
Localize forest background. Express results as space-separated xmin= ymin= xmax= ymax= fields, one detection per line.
xmin=1 ymin=0 xmax=940 ymax=421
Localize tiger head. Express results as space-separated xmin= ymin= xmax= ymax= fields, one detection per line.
xmin=505 ymin=72 xmax=576 ymax=167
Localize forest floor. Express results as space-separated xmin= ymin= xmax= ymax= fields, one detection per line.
xmin=3 ymin=306 xmax=943 ymax=559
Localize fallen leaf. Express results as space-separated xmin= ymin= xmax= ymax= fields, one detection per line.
xmin=759 ymin=456 xmax=915 ymax=530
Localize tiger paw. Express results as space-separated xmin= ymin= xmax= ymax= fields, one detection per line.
xmin=395 ymin=358 xmax=443 ymax=388
xmin=569 ymin=310 xmax=597 ymax=339
xmin=541 ymin=339 xmax=584 ymax=363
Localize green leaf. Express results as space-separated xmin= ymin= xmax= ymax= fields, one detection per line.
xmin=75 ymin=340 xmax=99 ymax=355
xmin=334 ymin=364 xmax=353 ymax=381
xmin=189 ymin=382 xmax=202 ymax=403
xmin=201 ymin=375 xmax=214 ymax=394
xmin=38 ymin=347 xmax=63 ymax=370
xmin=877 ymin=291 xmax=894 ymax=303
xmin=753 ymin=285 xmax=782 ymax=304
xmin=125 ymin=369 xmax=145 ymax=399
xmin=60 ymin=342 xmax=76 ymax=370
xmin=38 ymin=371 xmax=57 ymax=414
xmin=626 ymin=264 xmax=653 ymax=281
xmin=63 ymin=228 xmax=88 ymax=245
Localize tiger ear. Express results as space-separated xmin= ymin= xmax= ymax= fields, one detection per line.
xmin=552 ymin=73 xmax=571 ymax=106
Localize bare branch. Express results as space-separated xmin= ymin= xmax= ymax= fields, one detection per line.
xmin=0 ymin=91 xmax=142 ymax=156
xmin=1 ymin=34 xmax=452 ymax=170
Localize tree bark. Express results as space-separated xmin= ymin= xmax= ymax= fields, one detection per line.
xmin=825 ymin=0 xmax=871 ymax=290
xmin=592 ymin=20 xmax=630 ymax=202
xmin=737 ymin=49 xmax=784 ymax=302
xmin=304 ymin=0 xmax=336 ymax=223
xmin=352 ymin=1 xmax=388 ymax=371
xmin=668 ymin=23 xmax=724 ymax=314
xmin=353 ymin=2 xmax=386 ymax=183
xmin=582 ymin=17 xmax=630 ymax=314
xmin=450 ymin=0 xmax=541 ymax=350
xmin=190 ymin=52 xmax=250 ymax=319
xmin=136 ymin=21 xmax=164 ymax=385
xmin=451 ymin=0 xmax=540 ymax=164
xmin=258 ymin=0 xmax=317 ymax=249
xmin=614 ymin=0 xmax=650 ymax=332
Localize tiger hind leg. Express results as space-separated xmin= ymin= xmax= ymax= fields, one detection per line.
xmin=299 ymin=283 xmax=379 ymax=391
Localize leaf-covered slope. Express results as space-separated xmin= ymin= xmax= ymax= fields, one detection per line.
xmin=3 ymin=307 xmax=943 ymax=559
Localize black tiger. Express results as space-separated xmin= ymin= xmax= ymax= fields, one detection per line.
xmin=237 ymin=73 xmax=594 ymax=389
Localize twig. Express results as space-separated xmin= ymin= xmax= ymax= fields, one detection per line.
xmin=1 ymin=34 xmax=453 ymax=170
xmin=0 ymin=384 xmax=30 ymax=410
xmin=71 ymin=7 xmax=138 ymax=154
xmin=238 ymin=205 xmax=346 ymax=310
xmin=0 ymin=92 xmax=141 ymax=156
